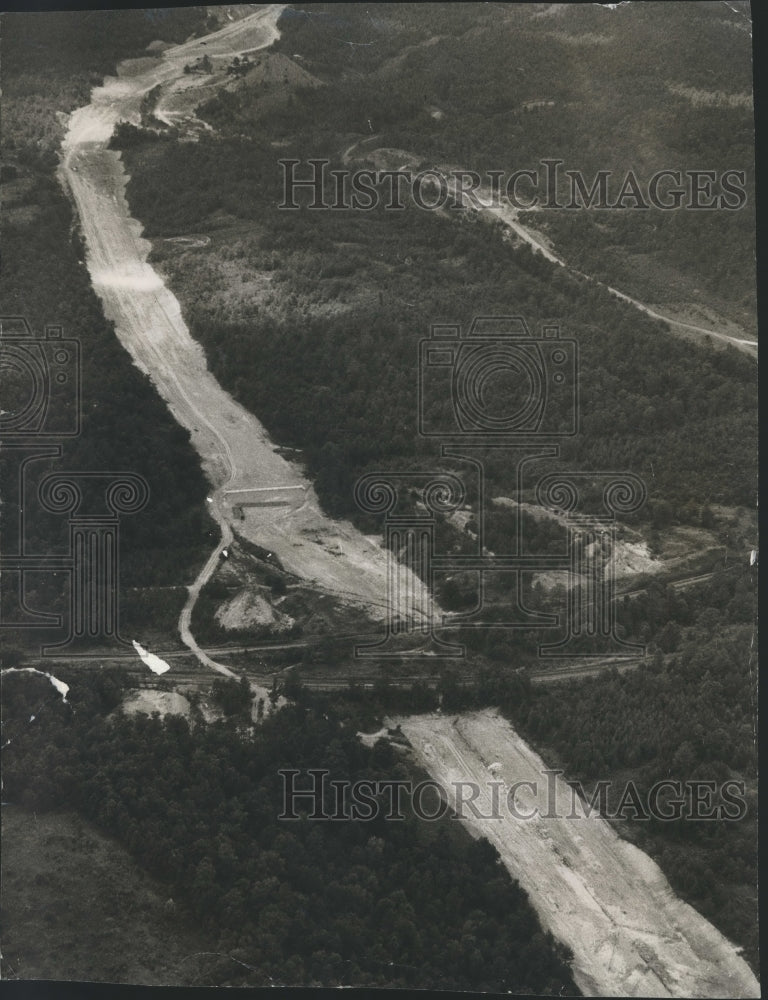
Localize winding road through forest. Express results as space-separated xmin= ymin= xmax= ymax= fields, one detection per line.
xmin=450 ymin=183 xmax=758 ymax=360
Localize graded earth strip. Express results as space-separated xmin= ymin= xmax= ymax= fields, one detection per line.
xmin=58 ymin=6 xmax=436 ymax=682
xmin=393 ymin=710 xmax=759 ymax=998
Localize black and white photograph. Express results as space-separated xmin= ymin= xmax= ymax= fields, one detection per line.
xmin=0 ymin=1 xmax=759 ymax=995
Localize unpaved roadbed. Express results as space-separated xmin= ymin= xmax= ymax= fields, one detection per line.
xmin=59 ymin=6 xmax=434 ymax=678
xmin=393 ymin=710 xmax=759 ymax=998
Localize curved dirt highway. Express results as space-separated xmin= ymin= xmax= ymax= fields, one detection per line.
xmin=59 ymin=6 xmax=435 ymax=692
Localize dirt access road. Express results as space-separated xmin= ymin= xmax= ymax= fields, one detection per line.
xmin=341 ymin=144 xmax=757 ymax=358
xmin=59 ymin=6 xmax=435 ymax=687
xmin=453 ymin=183 xmax=758 ymax=360
xmin=394 ymin=711 xmax=759 ymax=998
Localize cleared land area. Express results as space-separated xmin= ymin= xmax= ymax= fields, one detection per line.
xmin=393 ymin=710 xmax=759 ymax=998
xmin=59 ymin=5 xmax=434 ymax=679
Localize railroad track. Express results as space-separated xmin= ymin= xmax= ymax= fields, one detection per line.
xmin=34 ymin=558 xmax=750 ymax=692
xmin=124 ymin=654 xmax=645 ymax=693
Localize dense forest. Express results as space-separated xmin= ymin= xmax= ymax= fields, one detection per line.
xmin=104 ymin=4 xmax=758 ymax=533
xmin=482 ymin=623 xmax=757 ymax=972
xmin=208 ymin=2 xmax=756 ymax=329
xmin=2 ymin=669 xmax=577 ymax=993
xmin=117 ymin=128 xmax=757 ymax=525
xmin=362 ymin=564 xmax=758 ymax=970
xmin=108 ymin=23 xmax=759 ymax=972
xmin=269 ymin=554 xmax=760 ymax=973
xmin=1 ymin=5 xmax=758 ymax=991
xmin=2 ymin=551 xmax=756 ymax=979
